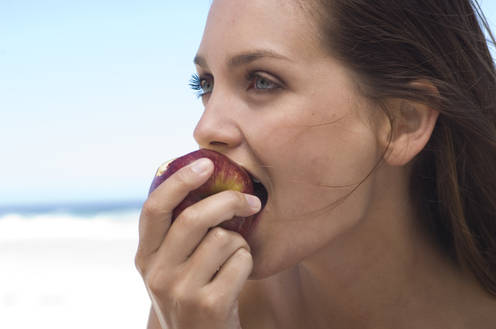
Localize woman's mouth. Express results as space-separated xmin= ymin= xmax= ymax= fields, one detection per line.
xmin=249 ymin=174 xmax=269 ymax=210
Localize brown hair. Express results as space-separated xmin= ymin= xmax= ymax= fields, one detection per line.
xmin=306 ymin=0 xmax=496 ymax=295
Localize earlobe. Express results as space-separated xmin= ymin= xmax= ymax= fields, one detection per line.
xmin=384 ymin=99 xmax=439 ymax=166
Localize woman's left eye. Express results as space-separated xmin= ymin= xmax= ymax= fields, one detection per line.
xmin=248 ymin=73 xmax=281 ymax=91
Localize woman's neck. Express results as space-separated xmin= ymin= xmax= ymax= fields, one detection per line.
xmin=253 ymin=166 xmax=496 ymax=329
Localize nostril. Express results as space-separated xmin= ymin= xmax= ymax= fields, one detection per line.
xmin=209 ymin=141 xmax=229 ymax=147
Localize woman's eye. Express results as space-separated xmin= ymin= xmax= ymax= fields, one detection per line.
xmin=255 ymin=77 xmax=275 ymax=89
xmin=249 ymin=74 xmax=280 ymax=91
xmin=189 ymin=73 xmax=213 ymax=98
xmin=200 ymin=79 xmax=213 ymax=94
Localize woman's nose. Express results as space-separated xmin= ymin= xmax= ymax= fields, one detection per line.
xmin=193 ymin=98 xmax=243 ymax=150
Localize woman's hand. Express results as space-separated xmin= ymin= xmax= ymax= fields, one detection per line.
xmin=135 ymin=158 xmax=261 ymax=329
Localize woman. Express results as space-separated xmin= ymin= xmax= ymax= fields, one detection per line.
xmin=135 ymin=0 xmax=496 ymax=328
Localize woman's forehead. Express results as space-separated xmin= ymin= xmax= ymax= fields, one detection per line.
xmin=198 ymin=0 xmax=323 ymax=64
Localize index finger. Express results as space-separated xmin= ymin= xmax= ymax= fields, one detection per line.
xmin=136 ymin=158 xmax=213 ymax=259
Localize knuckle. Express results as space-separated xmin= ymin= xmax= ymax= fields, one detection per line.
xmin=236 ymin=248 xmax=253 ymax=263
xmin=178 ymin=206 xmax=199 ymax=227
xmin=145 ymin=266 xmax=174 ymax=297
xmin=145 ymin=273 xmax=163 ymax=295
xmin=141 ymin=198 xmax=163 ymax=217
xmin=208 ymin=228 xmax=248 ymax=251
xmin=146 ymin=270 xmax=165 ymax=295
xmin=134 ymin=253 xmax=146 ymax=275
xmin=198 ymin=292 xmax=226 ymax=318
xmin=224 ymin=190 xmax=243 ymax=203
xmin=210 ymin=227 xmax=229 ymax=242
xmin=224 ymin=190 xmax=245 ymax=206
xmin=168 ymin=282 xmax=186 ymax=302
xmin=168 ymin=284 xmax=199 ymax=314
xmin=144 ymin=267 xmax=202 ymax=314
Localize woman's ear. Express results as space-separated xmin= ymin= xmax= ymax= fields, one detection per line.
xmin=382 ymin=83 xmax=440 ymax=166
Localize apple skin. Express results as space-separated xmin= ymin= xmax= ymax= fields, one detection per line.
xmin=148 ymin=149 xmax=257 ymax=238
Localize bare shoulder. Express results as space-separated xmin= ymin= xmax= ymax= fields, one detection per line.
xmin=465 ymin=292 xmax=496 ymax=329
xmin=239 ymin=280 xmax=276 ymax=329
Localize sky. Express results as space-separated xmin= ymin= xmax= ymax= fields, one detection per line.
xmin=0 ymin=0 xmax=211 ymax=205
xmin=1 ymin=0 xmax=495 ymax=206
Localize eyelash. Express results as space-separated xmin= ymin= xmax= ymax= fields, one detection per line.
xmin=189 ymin=73 xmax=212 ymax=98
xmin=189 ymin=72 xmax=281 ymax=98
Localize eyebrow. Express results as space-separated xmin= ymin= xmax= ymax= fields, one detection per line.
xmin=193 ymin=49 xmax=292 ymax=69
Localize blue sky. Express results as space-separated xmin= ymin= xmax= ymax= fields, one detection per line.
xmin=1 ymin=0 xmax=495 ymax=206
xmin=0 ymin=0 xmax=211 ymax=205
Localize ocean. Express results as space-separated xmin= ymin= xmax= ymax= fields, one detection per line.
xmin=0 ymin=201 xmax=151 ymax=329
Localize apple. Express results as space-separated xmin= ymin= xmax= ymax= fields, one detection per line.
xmin=148 ymin=149 xmax=266 ymax=238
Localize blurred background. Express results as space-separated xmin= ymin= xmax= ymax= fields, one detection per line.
xmin=0 ymin=1 xmax=210 ymax=328
xmin=0 ymin=1 xmax=495 ymax=328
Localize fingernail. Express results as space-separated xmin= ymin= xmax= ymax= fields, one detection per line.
xmin=191 ymin=158 xmax=212 ymax=174
xmin=245 ymin=194 xmax=261 ymax=211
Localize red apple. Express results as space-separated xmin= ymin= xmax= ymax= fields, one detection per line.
xmin=148 ymin=149 xmax=264 ymax=238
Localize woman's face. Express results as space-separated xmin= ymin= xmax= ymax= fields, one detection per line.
xmin=193 ymin=0 xmax=386 ymax=278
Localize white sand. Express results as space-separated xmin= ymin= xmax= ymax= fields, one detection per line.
xmin=0 ymin=213 xmax=151 ymax=329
